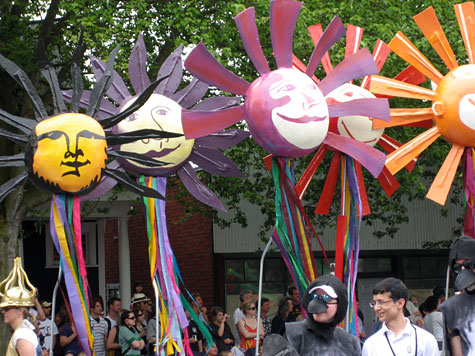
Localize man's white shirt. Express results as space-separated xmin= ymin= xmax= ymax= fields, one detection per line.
xmin=38 ymin=318 xmax=58 ymax=351
xmin=362 ymin=318 xmax=439 ymax=356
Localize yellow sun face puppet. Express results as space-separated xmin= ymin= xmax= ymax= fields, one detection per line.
xmin=370 ymin=3 xmax=475 ymax=206
xmin=0 ymin=38 xmax=180 ymax=201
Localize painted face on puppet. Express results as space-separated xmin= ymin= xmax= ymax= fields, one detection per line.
xmin=29 ymin=113 xmax=107 ymax=195
xmin=245 ymin=68 xmax=329 ymax=158
xmin=326 ymin=83 xmax=384 ymax=147
xmin=114 ymin=93 xmax=194 ymax=176
xmin=433 ymin=64 xmax=475 ymax=147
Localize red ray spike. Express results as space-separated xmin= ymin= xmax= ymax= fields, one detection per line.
xmin=354 ymin=161 xmax=371 ymax=216
xmin=389 ymin=31 xmax=444 ymax=84
xmin=386 ymin=126 xmax=441 ymax=175
xmin=184 ymin=42 xmax=250 ymax=96
xmin=454 ymin=2 xmax=475 ymax=64
xmin=308 ymin=24 xmax=333 ymax=75
xmin=324 ymin=132 xmax=385 ymax=178
xmin=263 ymin=154 xmax=274 ymax=171
xmin=377 ymin=166 xmax=400 ymax=198
xmin=270 ymin=0 xmax=302 ymax=68
xmin=413 ymin=6 xmax=458 ymax=70
xmin=345 ymin=25 xmax=363 ymax=58
xmin=426 ymin=143 xmax=464 ymax=205
xmin=181 ymin=105 xmax=247 ymax=139
xmin=296 ymin=145 xmax=328 ymax=199
xmin=379 ymin=134 xmax=418 ymax=172
xmin=394 ymin=65 xmax=427 ymax=85
xmin=234 ymin=7 xmax=270 ymax=75
xmin=315 ymin=151 xmax=341 ymax=215
xmin=319 ymin=49 xmax=378 ymax=97
xmin=361 ymin=40 xmax=390 ymax=90
xmin=306 ymin=17 xmax=346 ymax=77
xmin=292 ymin=54 xmax=320 ymax=83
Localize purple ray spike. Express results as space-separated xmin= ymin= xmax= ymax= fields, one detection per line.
xmin=182 ymin=105 xmax=247 ymax=139
xmin=177 ymin=163 xmax=226 ymax=211
xmin=155 ymin=44 xmax=184 ymax=96
xmin=270 ymin=0 xmax=302 ymax=68
xmin=234 ymin=7 xmax=270 ymax=75
xmin=192 ymin=96 xmax=242 ymax=111
xmin=62 ymin=90 xmax=117 ymax=120
xmin=80 ymin=161 xmax=121 ymax=201
xmin=306 ymin=16 xmax=346 ymax=77
xmin=129 ymin=33 xmax=151 ymax=94
xmin=319 ymin=48 xmax=378 ymax=96
xmin=189 ymin=147 xmax=246 ymax=178
xmin=327 ymin=98 xmax=390 ymax=121
xmin=324 ymin=132 xmax=385 ymax=178
xmin=90 ymin=56 xmax=132 ymax=104
xmin=195 ymin=129 xmax=250 ymax=149
xmin=170 ymin=78 xmax=208 ymax=109
xmin=184 ymin=42 xmax=250 ymax=96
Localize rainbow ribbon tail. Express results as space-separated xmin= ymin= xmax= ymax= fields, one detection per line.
xmin=140 ymin=176 xmax=212 ymax=355
xmin=50 ymin=195 xmax=93 ymax=356
xmin=462 ymin=148 xmax=475 ymax=237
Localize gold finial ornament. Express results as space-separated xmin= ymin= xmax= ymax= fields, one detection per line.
xmin=0 ymin=257 xmax=37 ymax=307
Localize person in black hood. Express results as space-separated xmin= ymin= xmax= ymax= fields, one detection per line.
xmin=440 ymin=235 xmax=475 ymax=356
xmin=284 ymin=274 xmax=360 ymax=356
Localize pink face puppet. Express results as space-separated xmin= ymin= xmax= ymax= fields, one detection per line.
xmin=326 ymin=83 xmax=384 ymax=147
xmin=245 ymin=68 xmax=329 ymax=157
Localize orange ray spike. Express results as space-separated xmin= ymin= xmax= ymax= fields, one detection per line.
xmin=373 ymin=108 xmax=434 ymax=129
xmin=370 ymin=75 xmax=436 ymax=101
xmin=455 ymin=2 xmax=475 ymax=64
xmin=389 ymin=31 xmax=445 ymax=84
xmin=413 ymin=6 xmax=458 ymax=70
xmin=308 ymin=24 xmax=333 ymax=75
xmin=386 ymin=126 xmax=441 ymax=175
xmin=426 ymin=143 xmax=464 ymax=205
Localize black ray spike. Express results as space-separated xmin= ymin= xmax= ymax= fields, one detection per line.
xmin=108 ymin=150 xmax=168 ymax=167
xmin=0 ymin=108 xmax=35 ymax=134
xmin=0 ymin=171 xmax=29 ymax=204
xmin=71 ymin=29 xmax=85 ymax=113
xmin=0 ymin=153 xmax=25 ymax=167
xmin=103 ymin=168 xmax=165 ymax=200
xmin=100 ymin=74 xmax=169 ymax=129
xmin=0 ymin=129 xmax=28 ymax=144
xmin=106 ymin=128 xmax=182 ymax=146
xmin=86 ymin=43 xmax=121 ymax=118
xmin=0 ymin=53 xmax=48 ymax=121
xmin=35 ymin=40 xmax=68 ymax=114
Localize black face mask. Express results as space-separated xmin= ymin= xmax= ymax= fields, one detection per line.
xmin=455 ymin=268 xmax=475 ymax=292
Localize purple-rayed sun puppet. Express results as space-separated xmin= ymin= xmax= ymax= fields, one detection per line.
xmin=182 ymin=0 xmax=390 ymax=305
xmin=65 ymin=34 xmax=248 ymax=355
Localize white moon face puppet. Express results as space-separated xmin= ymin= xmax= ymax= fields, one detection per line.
xmin=114 ymin=93 xmax=195 ymax=175
xmin=326 ymin=83 xmax=384 ymax=147
xmin=245 ymin=68 xmax=329 ymax=158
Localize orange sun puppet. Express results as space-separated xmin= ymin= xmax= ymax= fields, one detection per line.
xmin=370 ymin=3 xmax=475 ymax=207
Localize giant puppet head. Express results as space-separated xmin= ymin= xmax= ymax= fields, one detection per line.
xmin=65 ymin=35 xmax=248 ymax=211
xmin=181 ymin=1 xmax=389 ymax=163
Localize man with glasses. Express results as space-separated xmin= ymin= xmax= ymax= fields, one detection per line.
xmin=362 ymin=278 xmax=438 ymax=356
xmin=440 ymin=235 xmax=475 ymax=356
xmin=284 ymin=274 xmax=360 ymax=355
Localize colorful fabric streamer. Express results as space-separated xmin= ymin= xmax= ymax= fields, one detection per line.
xmin=271 ymin=156 xmax=327 ymax=299
xmin=335 ymin=156 xmax=362 ymax=337
xmin=50 ymin=195 xmax=93 ymax=356
xmin=140 ymin=176 xmax=213 ymax=355
xmin=463 ymin=148 xmax=475 ymax=237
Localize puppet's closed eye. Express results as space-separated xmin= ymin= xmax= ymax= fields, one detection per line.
xmin=39 ymin=130 xmax=66 ymax=141
xmin=77 ymin=130 xmax=105 ymax=140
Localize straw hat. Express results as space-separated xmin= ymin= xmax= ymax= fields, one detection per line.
xmin=0 ymin=257 xmax=37 ymax=308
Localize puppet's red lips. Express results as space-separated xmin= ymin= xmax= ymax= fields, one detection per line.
xmin=145 ymin=146 xmax=180 ymax=158
xmin=276 ymin=113 xmax=327 ymax=123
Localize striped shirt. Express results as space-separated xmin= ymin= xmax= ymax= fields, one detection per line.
xmin=90 ymin=317 xmax=108 ymax=356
